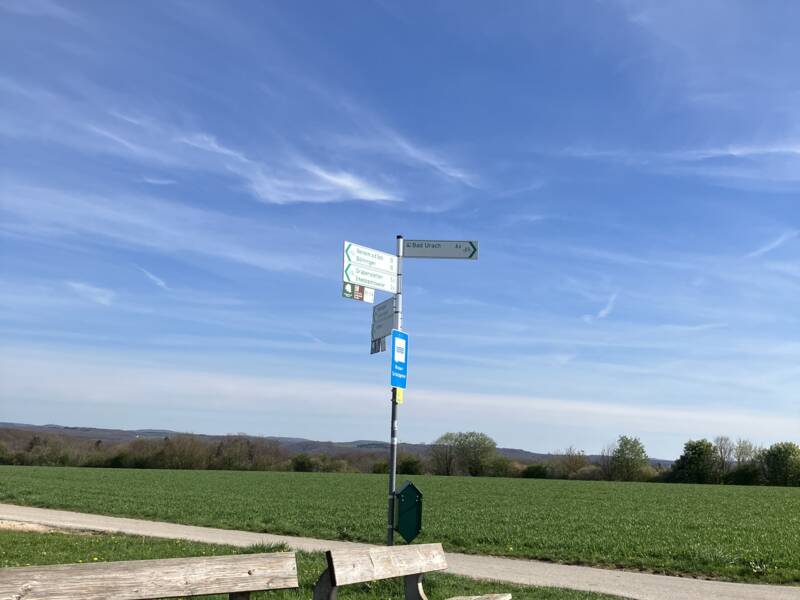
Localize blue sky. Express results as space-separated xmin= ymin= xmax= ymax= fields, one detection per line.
xmin=1 ymin=0 xmax=798 ymax=459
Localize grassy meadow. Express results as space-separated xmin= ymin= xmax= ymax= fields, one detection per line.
xmin=1 ymin=530 xmax=621 ymax=600
xmin=1 ymin=466 xmax=798 ymax=584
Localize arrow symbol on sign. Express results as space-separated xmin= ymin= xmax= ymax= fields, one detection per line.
xmin=468 ymin=242 xmax=477 ymax=258
xmin=345 ymin=243 xmax=353 ymax=263
xmin=344 ymin=263 xmax=352 ymax=281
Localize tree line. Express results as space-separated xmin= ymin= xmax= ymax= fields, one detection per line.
xmin=1 ymin=430 xmax=798 ymax=486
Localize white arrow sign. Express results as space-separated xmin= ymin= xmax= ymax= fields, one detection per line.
xmin=403 ymin=240 xmax=478 ymax=259
xmin=372 ymin=297 xmax=395 ymax=341
xmin=343 ymin=241 xmax=397 ymax=294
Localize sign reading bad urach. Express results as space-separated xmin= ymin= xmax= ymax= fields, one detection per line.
xmin=404 ymin=240 xmax=478 ymax=259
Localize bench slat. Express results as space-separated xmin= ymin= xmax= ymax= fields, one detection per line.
xmin=0 ymin=552 xmax=298 ymax=600
xmin=329 ymin=543 xmax=447 ymax=586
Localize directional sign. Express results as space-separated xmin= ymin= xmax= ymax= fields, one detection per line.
xmin=390 ymin=329 xmax=409 ymax=389
xmin=403 ymin=240 xmax=478 ymax=260
xmin=342 ymin=282 xmax=375 ymax=303
xmin=343 ymin=241 xmax=397 ymax=294
xmin=372 ymin=297 xmax=395 ymax=342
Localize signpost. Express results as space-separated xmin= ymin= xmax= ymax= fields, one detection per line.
xmin=403 ymin=240 xmax=478 ymax=260
xmin=340 ymin=234 xmax=477 ymax=545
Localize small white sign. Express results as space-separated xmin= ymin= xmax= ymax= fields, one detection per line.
xmin=394 ymin=337 xmax=406 ymax=363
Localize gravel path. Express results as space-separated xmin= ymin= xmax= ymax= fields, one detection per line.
xmin=1 ymin=503 xmax=797 ymax=600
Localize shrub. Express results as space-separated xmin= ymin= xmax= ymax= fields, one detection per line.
xmin=0 ymin=442 xmax=11 ymax=465
xmin=291 ymin=453 xmax=316 ymax=472
xmin=522 ymin=464 xmax=548 ymax=479
xmin=398 ymin=454 xmax=423 ymax=475
xmin=724 ymin=462 xmax=764 ymax=486
xmin=372 ymin=460 xmax=388 ymax=474
xmin=570 ymin=465 xmax=604 ymax=480
xmin=486 ymin=455 xmax=514 ymax=477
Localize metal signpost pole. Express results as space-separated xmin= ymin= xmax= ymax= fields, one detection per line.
xmin=386 ymin=234 xmax=404 ymax=546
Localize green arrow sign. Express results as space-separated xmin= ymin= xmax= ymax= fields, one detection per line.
xmin=342 ymin=240 xmax=397 ymax=294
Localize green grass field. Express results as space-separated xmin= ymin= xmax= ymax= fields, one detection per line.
xmin=1 ymin=530 xmax=620 ymax=599
xmin=1 ymin=466 xmax=798 ymax=584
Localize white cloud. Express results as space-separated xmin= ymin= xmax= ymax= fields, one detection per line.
xmin=582 ymin=292 xmax=618 ymax=323
xmin=746 ymin=230 xmax=799 ymax=258
xmin=136 ymin=266 xmax=168 ymax=290
xmin=140 ymin=177 xmax=176 ymax=186
xmin=66 ymin=281 xmax=115 ymax=306
xmin=2 ymin=348 xmax=798 ymax=453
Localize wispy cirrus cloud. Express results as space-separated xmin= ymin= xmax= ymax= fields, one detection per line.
xmin=582 ymin=292 xmax=618 ymax=323
xmin=746 ymin=230 xmax=799 ymax=258
xmin=66 ymin=281 xmax=115 ymax=306
xmin=136 ymin=266 xmax=168 ymax=290
xmin=0 ymin=74 xmax=474 ymax=206
xmin=0 ymin=0 xmax=80 ymax=23
xmin=0 ymin=183 xmax=329 ymax=276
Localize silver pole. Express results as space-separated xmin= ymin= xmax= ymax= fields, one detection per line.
xmin=386 ymin=234 xmax=403 ymax=545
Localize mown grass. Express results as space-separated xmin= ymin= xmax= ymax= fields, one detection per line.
xmin=0 ymin=530 xmax=622 ymax=599
xmin=1 ymin=466 xmax=798 ymax=584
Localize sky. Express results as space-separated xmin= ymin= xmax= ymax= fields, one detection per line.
xmin=1 ymin=0 xmax=798 ymax=459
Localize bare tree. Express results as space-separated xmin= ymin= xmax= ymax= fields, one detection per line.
xmin=428 ymin=432 xmax=458 ymax=475
xmin=598 ymin=442 xmax=616 ymax=480
xmin=550 ymin=446 xmax=589 ymax=478
xmin=713 ymin=436 xmax=734 ymax=474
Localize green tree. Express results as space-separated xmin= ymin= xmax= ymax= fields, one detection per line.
xmin=763 ymin=442 xmax=800 ymax=486
xmin=668 ymin=439 xmax=718 ymax=484
xmin=610 ymin=436 xmax=649 ymax=481
xmin=428 ymin=433 xmax=458 ymax=475
xmin=454 ymin=432 xmax=497 ymax=476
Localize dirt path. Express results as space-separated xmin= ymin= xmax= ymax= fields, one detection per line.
xmin=1 ymin=503 xmax=797 ymax=600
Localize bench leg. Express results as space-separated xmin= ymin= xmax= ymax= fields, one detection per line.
xmin=313 ymin=567 xmax=337 ymax=600
xmin=404 ymin=573 xmax=429 ymax=600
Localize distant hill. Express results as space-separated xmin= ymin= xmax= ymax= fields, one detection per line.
xmin=0 ymin=422 xmax=672 ymax=466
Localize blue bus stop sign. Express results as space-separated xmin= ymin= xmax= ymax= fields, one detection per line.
xmin=390 ymin=329 xmax=409 ymax=389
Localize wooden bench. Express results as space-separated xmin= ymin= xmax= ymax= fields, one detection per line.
xmin=0 ymin=552 xmax=298 ymax=600
xmin=313 ymin=543 xmax=511 ymax=600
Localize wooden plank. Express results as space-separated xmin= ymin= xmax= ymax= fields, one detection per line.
xmin=329 ymin=543 xmax=447 ymax=586
xmin=0 ymin=552 xmax=298 ymax=600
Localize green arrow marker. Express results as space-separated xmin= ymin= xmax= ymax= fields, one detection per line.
xmin=345 ymin=242 xmax=353 ymax=262
xmin=468 ymin=242 xmax=477 ymax=258
xmin=344 ymin=263 xmax=352 ymax=281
